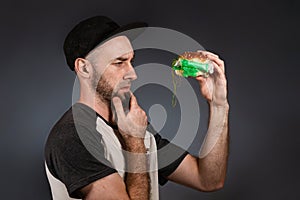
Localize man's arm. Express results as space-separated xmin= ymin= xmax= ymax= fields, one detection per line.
xmin=79 ymin=95 xmax=150 ymax=200
xmin=166 ymin=51 xmax=229 ymax=191
xmin=80 ymin=139 xmax=149 ymax=200
xmin=123 ymin=137 xmax=149 ymax=199
xmin=80 ymin=147 xmax=149 ymax=200
xmin=112 ymin=94 xmax=150 ymax=199
xmin=167 ymin=105 xmax=229 ymax=191
xmin=80 ymin=173 xmax=130 ymax=200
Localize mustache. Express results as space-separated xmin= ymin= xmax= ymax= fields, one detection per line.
xmin=115 ymin=82 xmax=132 ymax=89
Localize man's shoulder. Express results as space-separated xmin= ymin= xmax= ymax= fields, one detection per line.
xmin=45 ymin=103 xmax=101 ymax=151
xmin=47 ymin=106 xmax=75 ymax=141
xmin=44 ymin=103 xmax=107 ymax=174
xmin=50 ymin=103 xmax=98 ymax=133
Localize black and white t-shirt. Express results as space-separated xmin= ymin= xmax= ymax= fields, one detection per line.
xmin=44 ymin=103 xmax=188 ymax=200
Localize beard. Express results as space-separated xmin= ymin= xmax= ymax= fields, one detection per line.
xmin=90 ymin=68 xmax=131 ymax=114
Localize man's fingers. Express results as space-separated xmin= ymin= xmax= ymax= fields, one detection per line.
xmin=195 ymin=76 xmax=207 ymax=83
xmin=196 ymin=50 xmax=225 ymax=73
xmin=202 ymin=53 xmax=225 ymax=74
xmin=129 ymin=93 xmax=139 ymax=108
xmin=206 ymin=53 xmax=223 ymax=65
xmin=112 ymin=97 xmax=125 ymax=120
xmin=197 ymin=50 xmax=219 ymax=58
xmin=211 ymin=60 xmax=224 ymax=77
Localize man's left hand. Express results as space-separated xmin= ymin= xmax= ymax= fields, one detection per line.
xmin=194 ymin=51 xmax=228 ymax=107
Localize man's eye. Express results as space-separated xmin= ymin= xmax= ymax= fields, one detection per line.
xmin=114 ymin=62 xmax=123 ymax=66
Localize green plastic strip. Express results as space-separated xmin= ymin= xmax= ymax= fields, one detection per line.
xmin=172 ymin=58 xmax=209 ymax=77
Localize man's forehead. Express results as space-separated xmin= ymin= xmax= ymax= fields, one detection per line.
xmin=89 ymin=36 xmax=133 ymax=60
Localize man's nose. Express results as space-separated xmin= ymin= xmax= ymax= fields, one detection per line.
xmin=124 ymin=63 xmax=137 ymax=81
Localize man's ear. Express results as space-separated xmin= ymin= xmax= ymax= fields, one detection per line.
xmin=74 ymin=58 xmax=91 ymax=78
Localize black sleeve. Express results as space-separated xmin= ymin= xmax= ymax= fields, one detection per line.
xmin=147 ymin=124 xmax=189 ymax=185
xmin=45 ymin=123 xmax=117 ymax=198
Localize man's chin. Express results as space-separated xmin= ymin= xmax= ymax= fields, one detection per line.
xmin=111 ymin=91 xmax=131 ymax=115
xmin=112 ymin=91 xmax=131 ymax=105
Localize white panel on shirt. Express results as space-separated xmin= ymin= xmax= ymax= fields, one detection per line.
xmin=95 ymin=117 xmax=159 ymax=200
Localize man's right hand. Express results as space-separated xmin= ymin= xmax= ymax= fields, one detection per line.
xmin=112 ymin=93 xmax=148 ymax=152
xmin=112 ymin=93 xmax=150 ymax=200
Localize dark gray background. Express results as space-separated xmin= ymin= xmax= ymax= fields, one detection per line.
xmin=1 ymin=0 xmax=299 ymax=199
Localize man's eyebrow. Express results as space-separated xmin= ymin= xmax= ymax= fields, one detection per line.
xmin=113 ymin=54 xmax=135 ymax=62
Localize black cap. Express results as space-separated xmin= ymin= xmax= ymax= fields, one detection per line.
xmin=63 ymin=16 xmax=147 ymax=71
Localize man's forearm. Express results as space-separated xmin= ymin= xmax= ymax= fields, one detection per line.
xmin=198 ymin=103 xmax=229 ymax=190
xmin=124 ymin=138 xmax=150 ymax=200
xmin=126 ymin=172 xmax=149 ymax=199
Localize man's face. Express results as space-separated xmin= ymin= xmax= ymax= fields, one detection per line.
xmin=87 ymin=36 xmax=137 ymax=105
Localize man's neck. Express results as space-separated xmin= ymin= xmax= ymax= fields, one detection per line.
xmin=78 ymin=96 xmax=113 ymax=124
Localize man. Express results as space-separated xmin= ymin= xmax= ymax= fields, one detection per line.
xmin=44 ymin=16 xmax=229 ymax=200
